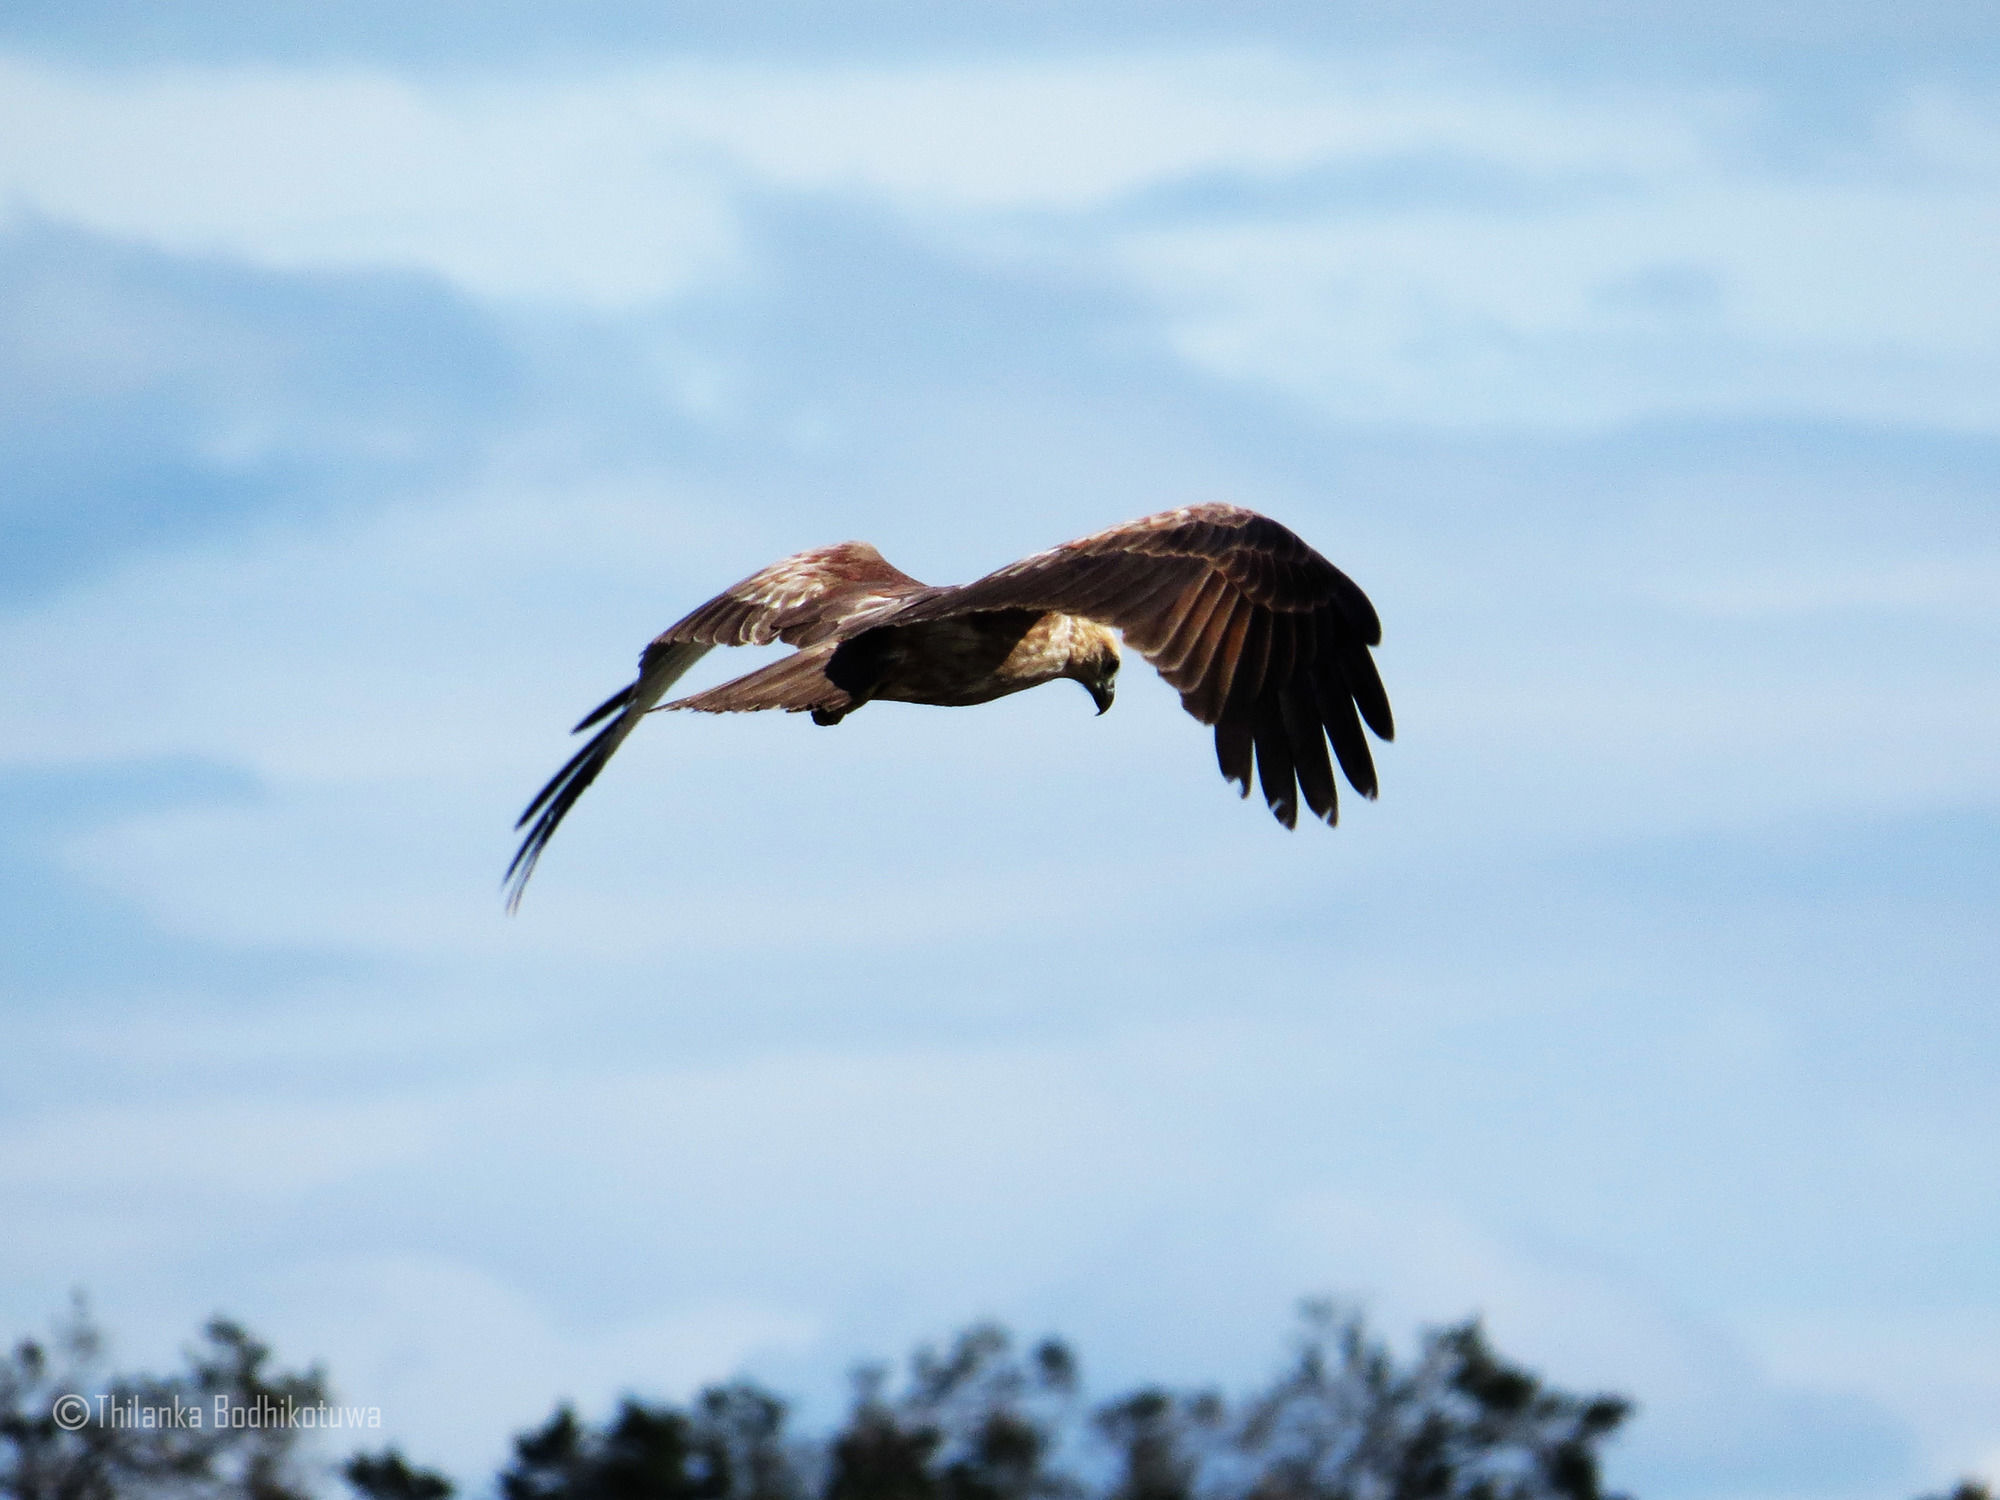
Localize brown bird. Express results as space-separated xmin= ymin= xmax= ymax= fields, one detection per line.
xmin=506 ymin=503 xmax=1393 ymax=908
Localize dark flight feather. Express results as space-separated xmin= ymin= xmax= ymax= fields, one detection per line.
xmin=1215 ymin=720 xmax=1255 ymax=797
xmin=1281 ymin=683 xmax=1339 ymax=825
xmin=1251 ymin=705 xmax=1298 ymax=829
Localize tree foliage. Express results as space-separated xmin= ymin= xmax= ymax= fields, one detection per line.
xmin=595 ymin=1308 xmax=1632 ymax=1500
xmin=496 ymin=1383 xmax=799 ymax=1500
xmin=1 ymin=1297 xmax=327 ymax=1500
xmin=338 ymin=1453 xmax=449 ymax=1500
xmin=10 ymin=1296 xmax=1979 ymax=1500
xmin=824 ymin=1324 xmax=1080 ymax=1500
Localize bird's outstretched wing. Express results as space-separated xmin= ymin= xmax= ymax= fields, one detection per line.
xmin=883 ymin=503 xmax=1393 ymax=828
xmin=505 ymin=543 xmax=925 ymax=908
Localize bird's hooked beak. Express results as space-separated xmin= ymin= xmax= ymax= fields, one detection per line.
xmin=1086 ymin=677 xmax=1115 ymax=715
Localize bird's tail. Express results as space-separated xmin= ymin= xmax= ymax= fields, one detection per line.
xmin=505 ymin=639 xmax=713 ymax=911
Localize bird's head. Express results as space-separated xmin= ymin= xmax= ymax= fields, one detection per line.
xmin=1073 ymin=622 xmax=1120 ymax=715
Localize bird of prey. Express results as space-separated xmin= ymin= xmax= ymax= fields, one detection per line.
xmin=506 ymin=503 xmax=1393 ymax=908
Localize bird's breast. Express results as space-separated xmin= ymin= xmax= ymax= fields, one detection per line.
xmin=832 ymin=611 xmax=1077 ymax=707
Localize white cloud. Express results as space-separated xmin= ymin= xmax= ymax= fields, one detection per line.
xmin=0 ymin=59 xmax=740 ymax=307
xmin=0 ymin=50 xmax=1705 ymax=305
xmin=627 ymin=52 xmax=1711 ymax=208
xmin=1109 ymin=169 xmax=2000 ymax=428
xmin=4 ymin=49 xmax=1995 ymax=427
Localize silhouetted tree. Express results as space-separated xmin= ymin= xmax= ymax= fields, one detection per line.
xmin=690 ymin=1384 xmax=802 ymax=1500
xmin=0 ymin=1297 xmax=109 ymax=1500
xmin=1095 ymin=1389 xmax=1224 ymax=1500
xmin=826 ymin=1325 xmax=1080 ymax=1500
xmin=1224 ymin=1302 xmax=1629 ymax=1500
xmin=818 ymin=1306 xmax=1629 ymax=1500
xmin=341 ymin=1451 xmax=451 ymax=1500
xmin=498 ymin=1382 xmax=804 ymax=1500
xmin=1 ymin=1298 xmax=328 ymax=1500
xmin=7 ymin=1301 xmax=1643 ymax=1500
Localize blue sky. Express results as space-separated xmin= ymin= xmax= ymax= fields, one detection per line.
xmin=2 ymin=6 xmax=1996 ymax=1498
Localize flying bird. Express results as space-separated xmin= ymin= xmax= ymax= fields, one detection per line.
xmin=506 ymin=503 xmax=1393 ymax=908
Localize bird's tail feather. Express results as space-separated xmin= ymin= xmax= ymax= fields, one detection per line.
xmin=505 ymin=639 xmax=712 ymax=911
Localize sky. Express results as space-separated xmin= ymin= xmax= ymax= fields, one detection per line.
xmin=1 ymin=4 xmax=1996 ymax=1498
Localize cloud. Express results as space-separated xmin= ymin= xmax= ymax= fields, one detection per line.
xmin=1097 ymin=94 xmax=2000 ymax=427
xmin=0 ymin=759 xmax=362 ymax=1007
xmin=0 ymin=57 xmax=741 ymax=307
xmin=4 ymin=51 xmax=1993 ymax=430
xmin=0 ymin=217 xmax=521 ymax=603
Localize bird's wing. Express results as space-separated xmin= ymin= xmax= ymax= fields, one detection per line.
xmin=662 ymin=641 xmax=853 ymax=718
xmin=506 ymin=543 xmax=925 ymax=908
xmin=882 ymin=504 xmax=1392 ymax=828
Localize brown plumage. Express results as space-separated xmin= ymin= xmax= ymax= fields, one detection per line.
xmin=506 ymin=504 xmax=1393 ymax=908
